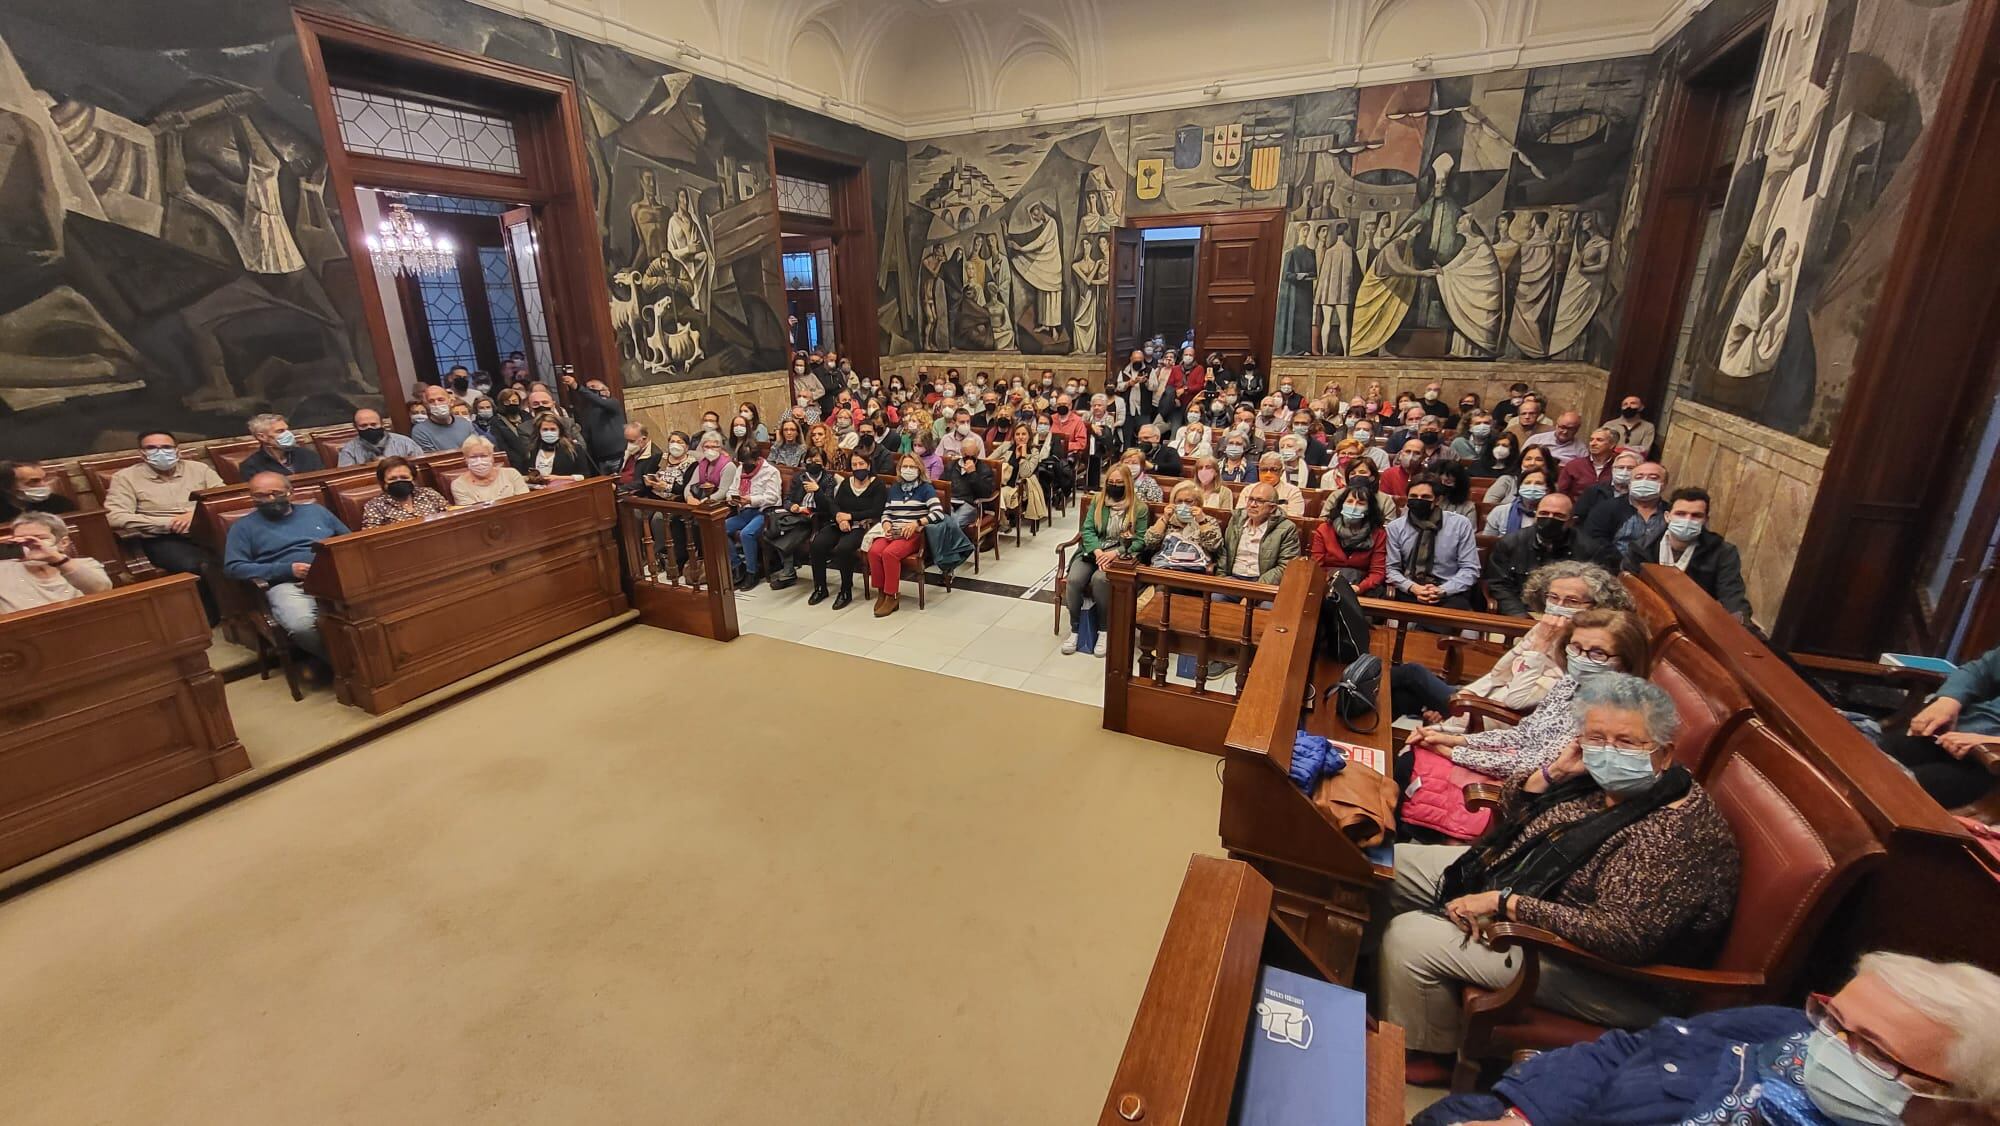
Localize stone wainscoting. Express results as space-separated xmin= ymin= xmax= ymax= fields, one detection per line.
xmin=1659 ymin=399 xmax=1826 ymax=631
xmin=624 ymin=371 xmax=792 ymax=441
xmin=1267 ymin=359 xmax=1609 ymax=424
xmin=881 ymin=353 xmax=1607 ymax=421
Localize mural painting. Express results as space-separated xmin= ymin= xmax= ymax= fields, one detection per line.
xmin=575 ymin=43 xmax=786 ymax=385
xmin=0 ymin=2 xmax=378 ymax=461
xmin=1275 ymin=61 xmax=1644 ymax=362
xmin=1679 ymin=0 xmax=1962 ymax=444
xmin=903 ymin=62 xmax=1644 ymax=366
xmin=906 ymin=122 xmax=1129 ymax=356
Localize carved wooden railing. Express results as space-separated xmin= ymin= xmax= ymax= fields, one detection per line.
xmin=1102 ymin=560 xmax=1287 ymax=754
xmin=615 ymin=496 xmax=738 ymax=641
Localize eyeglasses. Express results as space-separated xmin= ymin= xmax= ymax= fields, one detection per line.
xmin=1805 ymin=994 xmax=1953 ymax=1096
xmin=1545 ymin=593 xmax=1594 ymax=609
xmin=1564 ymin=642 xmax=1618 ymax=664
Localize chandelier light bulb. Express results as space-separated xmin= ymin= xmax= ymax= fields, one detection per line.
xmin=368 ymin=201 xmax=456 ymax=279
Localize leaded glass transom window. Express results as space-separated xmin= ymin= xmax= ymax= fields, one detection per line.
xmin=333 ymin=87 xmax=522 ymax=174
xmin=776 ymin=174 xmax=832 ymax=219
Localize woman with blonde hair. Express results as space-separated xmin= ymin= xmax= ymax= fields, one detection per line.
xmin=1062 ymin=461 xmax=1148 ymax=656
xmin=995 ymin=420 xmax=1051 ymax=528
xmin=807 ymin=421 xmax=842 ymax=468
xmin=1190 ymin=455 xmax=1231 ymax=509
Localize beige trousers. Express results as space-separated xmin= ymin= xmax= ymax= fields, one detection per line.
xmin=1376 ymin=843 xmax=1669 ymax=1053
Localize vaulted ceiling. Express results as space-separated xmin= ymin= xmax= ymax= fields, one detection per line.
xmin=475 ymin=0 xmax=1692 ymax=137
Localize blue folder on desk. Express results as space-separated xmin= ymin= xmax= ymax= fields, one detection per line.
xmin=1228 ymin=964 xmax=1367 ymax=1126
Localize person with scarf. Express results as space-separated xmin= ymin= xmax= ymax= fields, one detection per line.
xmin=762 ymin=450 xmax=832 ymax=590
xmin=863 ymin=453 xmax=944 ymax=617
xmin=612 ymin=422 xmax=662 ymax=494
xmin=1415 ymin=950 xmax=2000 ymax=1126
xmin=1062 ymin=462 xmax=1149 ymax=656
xmin=1310 ymin=484 xmax=1387 ymax=596
xmin=1387 ymin=475 xmax=1481 ymax=612
xmin=718 ymin=440 xmax=780 ymax=590
xmin=1373 ymin=672 xmax=1740 ymax=1087
xmin=1485 ymin=464 xmax=1556 ymax=537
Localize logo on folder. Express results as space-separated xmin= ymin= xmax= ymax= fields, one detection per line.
xmin=1255 ymin=992 xmax=1314 ymax=1050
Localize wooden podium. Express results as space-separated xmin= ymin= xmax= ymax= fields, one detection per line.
xmin=303 ymin=479 xmax=627 ymax=713
xmin=0 ymin=575 xmax=248 ymax=870
xmin=1100 ymin=855 xmax=1404 ymax=1126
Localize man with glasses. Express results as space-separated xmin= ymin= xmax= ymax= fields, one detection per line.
xmin=1413 ymin=950 xmax=2000 ymax=1126
xmin=105 ymin=430 xmax=226 ymax=621
xmin=1526 ymin=409 xmax=1589 ymax=462
xmin=1486 ymin=492 xmax=1580 ymax=617
xmin=222 ymin=472 xmax=349 ymax=663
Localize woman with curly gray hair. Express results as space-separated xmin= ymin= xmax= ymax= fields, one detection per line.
xmin=1390 ymin=561 xmax=1631 ymax=723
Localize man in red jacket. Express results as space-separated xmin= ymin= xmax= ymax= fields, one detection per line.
xmin=1048 ymin=392 xmax=1089 ymax=455
xmin=1555 ymin=425 xmax=1619 ymax=498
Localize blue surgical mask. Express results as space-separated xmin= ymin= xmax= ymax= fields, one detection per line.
xmin=1668 ymin=517 xmax=1705 ymax=541
xmin=1581 ymin=742 xmax=1657 ymax=796
xmin=1801 ymin=1029 xmax=1912 ymax=1126
xmin=144 ymin=448 xmax=180 ymax=472
xmin=1518 ymin=484 xmax=1548 ymax=504
xmin=1471 ymin=423 xmax=1491 ymax=437
xmin=1174 ymin=503 xmax=1194 ymax=523
xmin=1629 ymin=478 xmax=1661 ymax=500
xmin=1341 ymin=503 xmax=1368 ymax=522
xmin=274 ymin=429 xmax=297 ymax=449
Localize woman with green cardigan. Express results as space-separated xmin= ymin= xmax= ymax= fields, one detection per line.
xmin=1062 ymin=462 xmax=1150 ymax=657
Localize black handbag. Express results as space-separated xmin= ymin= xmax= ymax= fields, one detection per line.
xmin=1330 ymin=652 xmax=1381 ymax=732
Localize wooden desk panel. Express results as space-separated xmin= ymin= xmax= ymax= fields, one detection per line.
xmin=303 ymin=479 xmax=627 ymax=713
xmin=0 ymin=575 xmax=248 ymax=871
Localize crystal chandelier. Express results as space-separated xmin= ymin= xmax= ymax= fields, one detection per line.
xmin=365 ymin=202 xmax=455 ymax=278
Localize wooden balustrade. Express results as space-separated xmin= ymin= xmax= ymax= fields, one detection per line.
xmin=1103 ymin=561 xmax=1284 ymax=753
xmin=614 ymin=496 xmax=738 ymax=641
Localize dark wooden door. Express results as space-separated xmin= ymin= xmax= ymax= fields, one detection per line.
xmin=501 ymin=205 xmax=558 ymax=380
xmin=1194 ymin=217 xmax=1279 ymax=373
xmin=1140 ymin=245 xmax=1196 ymax=342
xmin=1107 ymin=226 xmax=1146 ymax=377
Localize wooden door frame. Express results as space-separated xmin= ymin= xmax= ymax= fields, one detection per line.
xmin=1600 ymin=13 xmax=1768 ymax=412
xmin=294 ymin=8 xmax=621 ymax=424
xmin=1118 ymin=207 xmax=1285 ymax=374
xmin=768 ymin=136 xmax=880 ymax=378
xmin=1775 ymin=0 xmax=2000 ymax=656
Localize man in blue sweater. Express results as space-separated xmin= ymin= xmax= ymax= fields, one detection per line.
xmin=223 ymin=472 xmax=349 ymax=661
xmin=1414 ymin=951 xmax=2000 ymax=1126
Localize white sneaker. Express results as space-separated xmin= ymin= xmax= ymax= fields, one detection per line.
xmin=1061 ymin=635 xmax=1079 ymax=655
xmin=1093 ymin=635 xmax=1108 ymax=657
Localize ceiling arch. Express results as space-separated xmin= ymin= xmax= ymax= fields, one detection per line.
xmin=486 ymin=0 xmax=1690 ymax=138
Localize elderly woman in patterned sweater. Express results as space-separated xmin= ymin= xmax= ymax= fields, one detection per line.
xmin=1372 ymin=672 xmax=1741 ymax=1087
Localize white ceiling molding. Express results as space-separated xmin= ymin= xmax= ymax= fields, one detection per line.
xmin=462 ymin=0 xmax=1696 ymax=141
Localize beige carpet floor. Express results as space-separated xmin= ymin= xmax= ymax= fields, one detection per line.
xmin=0 ymin=628 xmax=1224 ymax=1125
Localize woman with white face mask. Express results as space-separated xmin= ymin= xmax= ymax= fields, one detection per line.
xmin=1379 ymin=670 xmax=1740 ymax=1086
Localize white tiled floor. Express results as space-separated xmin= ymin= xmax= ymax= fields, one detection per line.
xmin=729 ymin=529 xmax=1108 ymax=706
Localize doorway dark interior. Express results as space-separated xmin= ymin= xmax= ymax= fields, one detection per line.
xmin=771 ymin=140 xmax=879 ymax=375
xmin=1138 ymin=227 xmax=1199 ymax=344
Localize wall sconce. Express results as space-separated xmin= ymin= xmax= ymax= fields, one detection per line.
xmin=1203 ymin=83 xmax=1223 ymax=99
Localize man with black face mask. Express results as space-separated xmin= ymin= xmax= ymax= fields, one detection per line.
xmin=855 ymin=423 xmax=896 ymax=477
xmin=337 ymin=407 xmax=423 ymax=466
xmin=223 ymin=472 xmax=349 ymax=663
xmin=1606 ymin=394 xmax=1655 ymax=456
xmin=1485 ymin=492 xmax=1578 ymax=616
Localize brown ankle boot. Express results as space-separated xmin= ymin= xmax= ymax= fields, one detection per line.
xmin=874 ymin=593 xmax=897 ymax=617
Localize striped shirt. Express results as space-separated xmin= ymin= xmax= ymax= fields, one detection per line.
xmin=882 ymin=479 xmax=943 ymax=527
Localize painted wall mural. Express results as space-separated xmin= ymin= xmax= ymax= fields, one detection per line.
xmin=902 ymin=59 xmax=1647 ymax=366
xmin=1676 ymin=0 xmax=1967 ymax=445
xmin=0 ymin=1 xmax=379 ymax=461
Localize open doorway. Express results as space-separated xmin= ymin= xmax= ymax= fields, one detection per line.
xmin=296 ymin=11 xmax=617 ymax=426
xmin=770 ymin=139 xmax=878 ymax=376
xmin=1106 ymin=209 xmax=1284 ymax=378
xmin=353 ymin=189 xmax=551 ymax=402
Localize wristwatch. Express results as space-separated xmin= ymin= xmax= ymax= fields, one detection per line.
xmin=1497 ymin=888 xmax=1514 ymax=920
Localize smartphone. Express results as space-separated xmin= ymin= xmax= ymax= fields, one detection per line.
xmin=0 ymin=542 xmax=24 ymax=561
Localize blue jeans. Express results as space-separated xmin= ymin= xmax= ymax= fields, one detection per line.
xmin=726 ymin=509 xmax=766 ymax=576
xmin=266 ymin=581 xmax=326 ymax=660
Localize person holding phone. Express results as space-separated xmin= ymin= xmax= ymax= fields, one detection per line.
xmin=0 ymin=512 xmax=111 ymax=615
